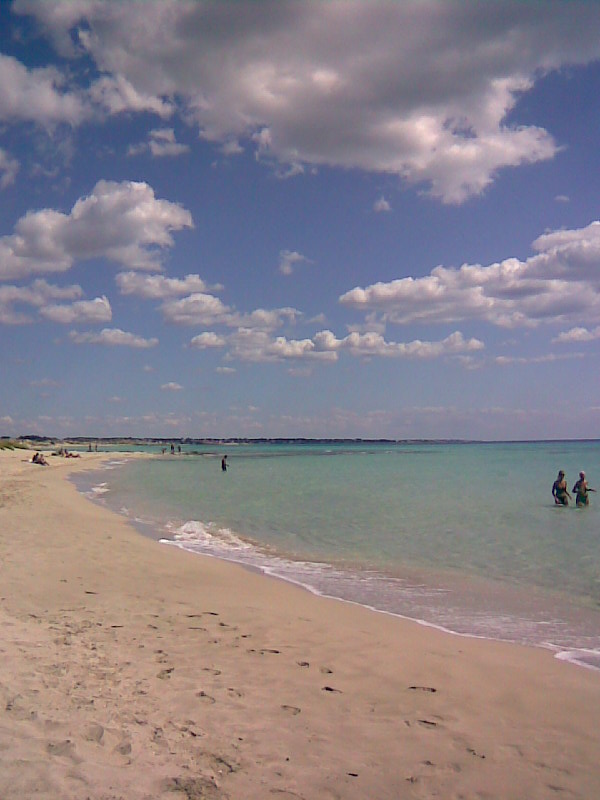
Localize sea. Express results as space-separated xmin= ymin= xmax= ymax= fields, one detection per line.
xmin=72 ymin=440 xmax=600 ymax=671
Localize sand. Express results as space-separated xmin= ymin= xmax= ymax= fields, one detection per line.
xmin=1 ymin=447 xmax=599 ymax=800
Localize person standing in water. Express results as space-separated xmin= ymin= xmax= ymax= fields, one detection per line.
xmin=221 ymin=455 xmax=228 ymax=472
xmin=572 ymin=471 xmax=596 ymax=507
xmin=552 ymin=470 xmax=571 ymax=506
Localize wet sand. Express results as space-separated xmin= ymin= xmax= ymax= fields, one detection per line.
xmin=1 ymin=447 xmax=599 ymax=799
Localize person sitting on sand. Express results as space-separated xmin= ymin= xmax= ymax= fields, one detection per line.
xmin=31 ymin=452 xmax=48 ymax=466
xmin=552 ymin=470 xmax=571 ymax=506
xmin=572 ymin=471 xmax=596 ymax=507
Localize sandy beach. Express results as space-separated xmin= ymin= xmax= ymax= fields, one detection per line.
xmin=1 ymin=448 xmax=599 ymax=800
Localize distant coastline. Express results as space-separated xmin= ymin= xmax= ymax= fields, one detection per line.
xmin=4 ymin=434 xmax=600 ymax=447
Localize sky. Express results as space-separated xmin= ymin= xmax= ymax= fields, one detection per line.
xmin=1 ymin=0 xmax=600 ymax=441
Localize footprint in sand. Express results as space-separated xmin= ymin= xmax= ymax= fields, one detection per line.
xmin=281 ymin=705 xmax=301 ymax=715
xmin=157 ymin=667 xmax=174 ymax=679
xmin=196 ymin=691 xmax=216 ymax=704
xmin=320 ymin=666 xmax=333 ymax=674
xmin=46 ymin=739 xmax=81 ymax=762
xmin=409 ymin=685 xmax=437 ymax=693
xmin=296 ymin=660 xmax=310 ymax=668
xmin=84 ymin=723 xmax=104 ymax=743
xmin=227 ymin=687 xmax=243 ymax=698
xmin=322 ymin=686 xmax=342 ymax=694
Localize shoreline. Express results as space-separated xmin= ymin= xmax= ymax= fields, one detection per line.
xmin=76 ymin=456 xmax=600 ymax=672
xmin=1 ymin=448 xmax=600 ymax=798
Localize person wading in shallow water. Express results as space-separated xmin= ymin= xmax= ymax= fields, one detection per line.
xmin=221 ymin=455 xmax=228 ymax=472
xmin=572 ymin=471 xmax=596 ymax=507
xmin=552 ymin=470 xmax=571 ymax=506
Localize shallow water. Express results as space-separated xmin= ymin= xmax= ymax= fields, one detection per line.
xmin=74 ymin=441 xmax=600 ymax=669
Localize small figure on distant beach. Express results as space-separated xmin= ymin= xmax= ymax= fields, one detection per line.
xmin=221 ymin=455 xmax=228 ymax=472
xmin=171 ymin=443 xmax=175 ymax=455
xmin=552 ymin=470 xmax=571 ymax=506
xmin=31 ymin=452 xmax=48 ymax=466
xmin=572 ymin=471 xmax=596 ymax=507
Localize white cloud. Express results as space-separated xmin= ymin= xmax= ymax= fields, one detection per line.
xmin=128 ymin=127 xmax=190 ymax=158
xmin=554 ymin=326 xmax=600 ymax=343
xmin=340 ymin=220 xmax=600 ymax=329
xmin=161 ymin=382 xmax=183 ymax=391
xmin=224 ymin=327 xmax=482 ymax=363
xmin=228 ymin=328 xmax=338 ymax=363
xmin=313 ymin=329 xmax=484 ymax=359
xmin=0 ymin=52 xmax=88 ymax=126
xmin=16 ymin=2 xmax=600 ymax=201
xmin=69 ymin=327 xmax=158 ymax=348
xmin=88 ymin=75 xmax=173 ymax=119
xmin=373 ymin=196 xmax=391 ymax=213
xmin=494 ymin=353 xmax=584 ymax=365
xmin=216 ymin=366 xmax=236 ymax=374
xmin=278 ymin=249 xmax=311 ymax=276
xmin=161 ymin=292 xmax=232 ymax=326
xmin=190 ymin=332 xmax=226 ymax=349
xmin=0 ymin=148 xmax=19 ymax=188
xmin=40 ymin=295 xmax=112 ymax=324
xmin=0 ymin=279 xmax=83 ymax=324
xmin=161 ymin=291 xmax=299 ymax=331
xmin=555 ymin=194 xmax=570 ymax=203
xmin=116 ymin=271 xmax=212 ymax=299
xmin=0 ymin=180 xmax=193 ymax=281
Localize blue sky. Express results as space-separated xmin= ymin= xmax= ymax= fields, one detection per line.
xmin=1 ymin=0 xmax=600 ymax=440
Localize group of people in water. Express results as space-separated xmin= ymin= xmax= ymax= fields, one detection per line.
xmin=552 ymin=470 xmax=595 ymax=507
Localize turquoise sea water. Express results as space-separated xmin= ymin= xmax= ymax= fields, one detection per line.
xmin=75 ymin=441 xmax=600 ymax=670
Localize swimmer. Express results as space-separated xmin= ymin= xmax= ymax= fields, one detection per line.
xmin=572 ymin=471 xmax=596 ymax=507
xmin=552 ymin=470 xmax=571 ymax=506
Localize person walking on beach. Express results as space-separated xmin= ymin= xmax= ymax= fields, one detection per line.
xmin=572 ymin=471 xmax=596 ymax=507
xmin=221 ymin=455 xmax=228 ymax=472
xmin=552 ymin=470 xmax=571 ymax=506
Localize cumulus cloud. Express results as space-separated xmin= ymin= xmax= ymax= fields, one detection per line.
xmin=69 ymin=327 xmax=158 ymax=348
xmin=15 ymin=1 xmax=600 ymax=201
xmin=0 ymin=180 xmax=193 ymax=281
xmin=88 ymin=75 xmax=173 ymax=119
xmin=190 ymin=332 xmax=226 ymax=349
xmin=373 ymin=196 xmax=391 ymax=213
xmin=161 ymin=382 xmax=183 ymax=391
xmin=554 ymin=325 xmax=600 ymax=343
xmin=116 ymin=271 xmax=213 ymax=299
xmin=340 ymin=220 xmax=600 ymax=329
xmin=278 ymin=250 xmax=311 ymax=275
xmin=0 ymin=52 xmax=88 ymax=126
xmin=161 ymin=291 xmax=299 ymax=331
xmin=128 ymin=127 xmax=190 ymax=158
xmin=40 ymin=295 xmax=112 ymax=324
xmin=0 ymin=279 xmax=83 ymax=324
xmin=161 ymin=292 xmax=232 ymax=327
xmin=0 ymin=148 xmax=19 ymax=188
xmin=227 ymin=329 xmax=338 ymax=363
xmin=220 ymin=327 xmax=482 ymax=363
